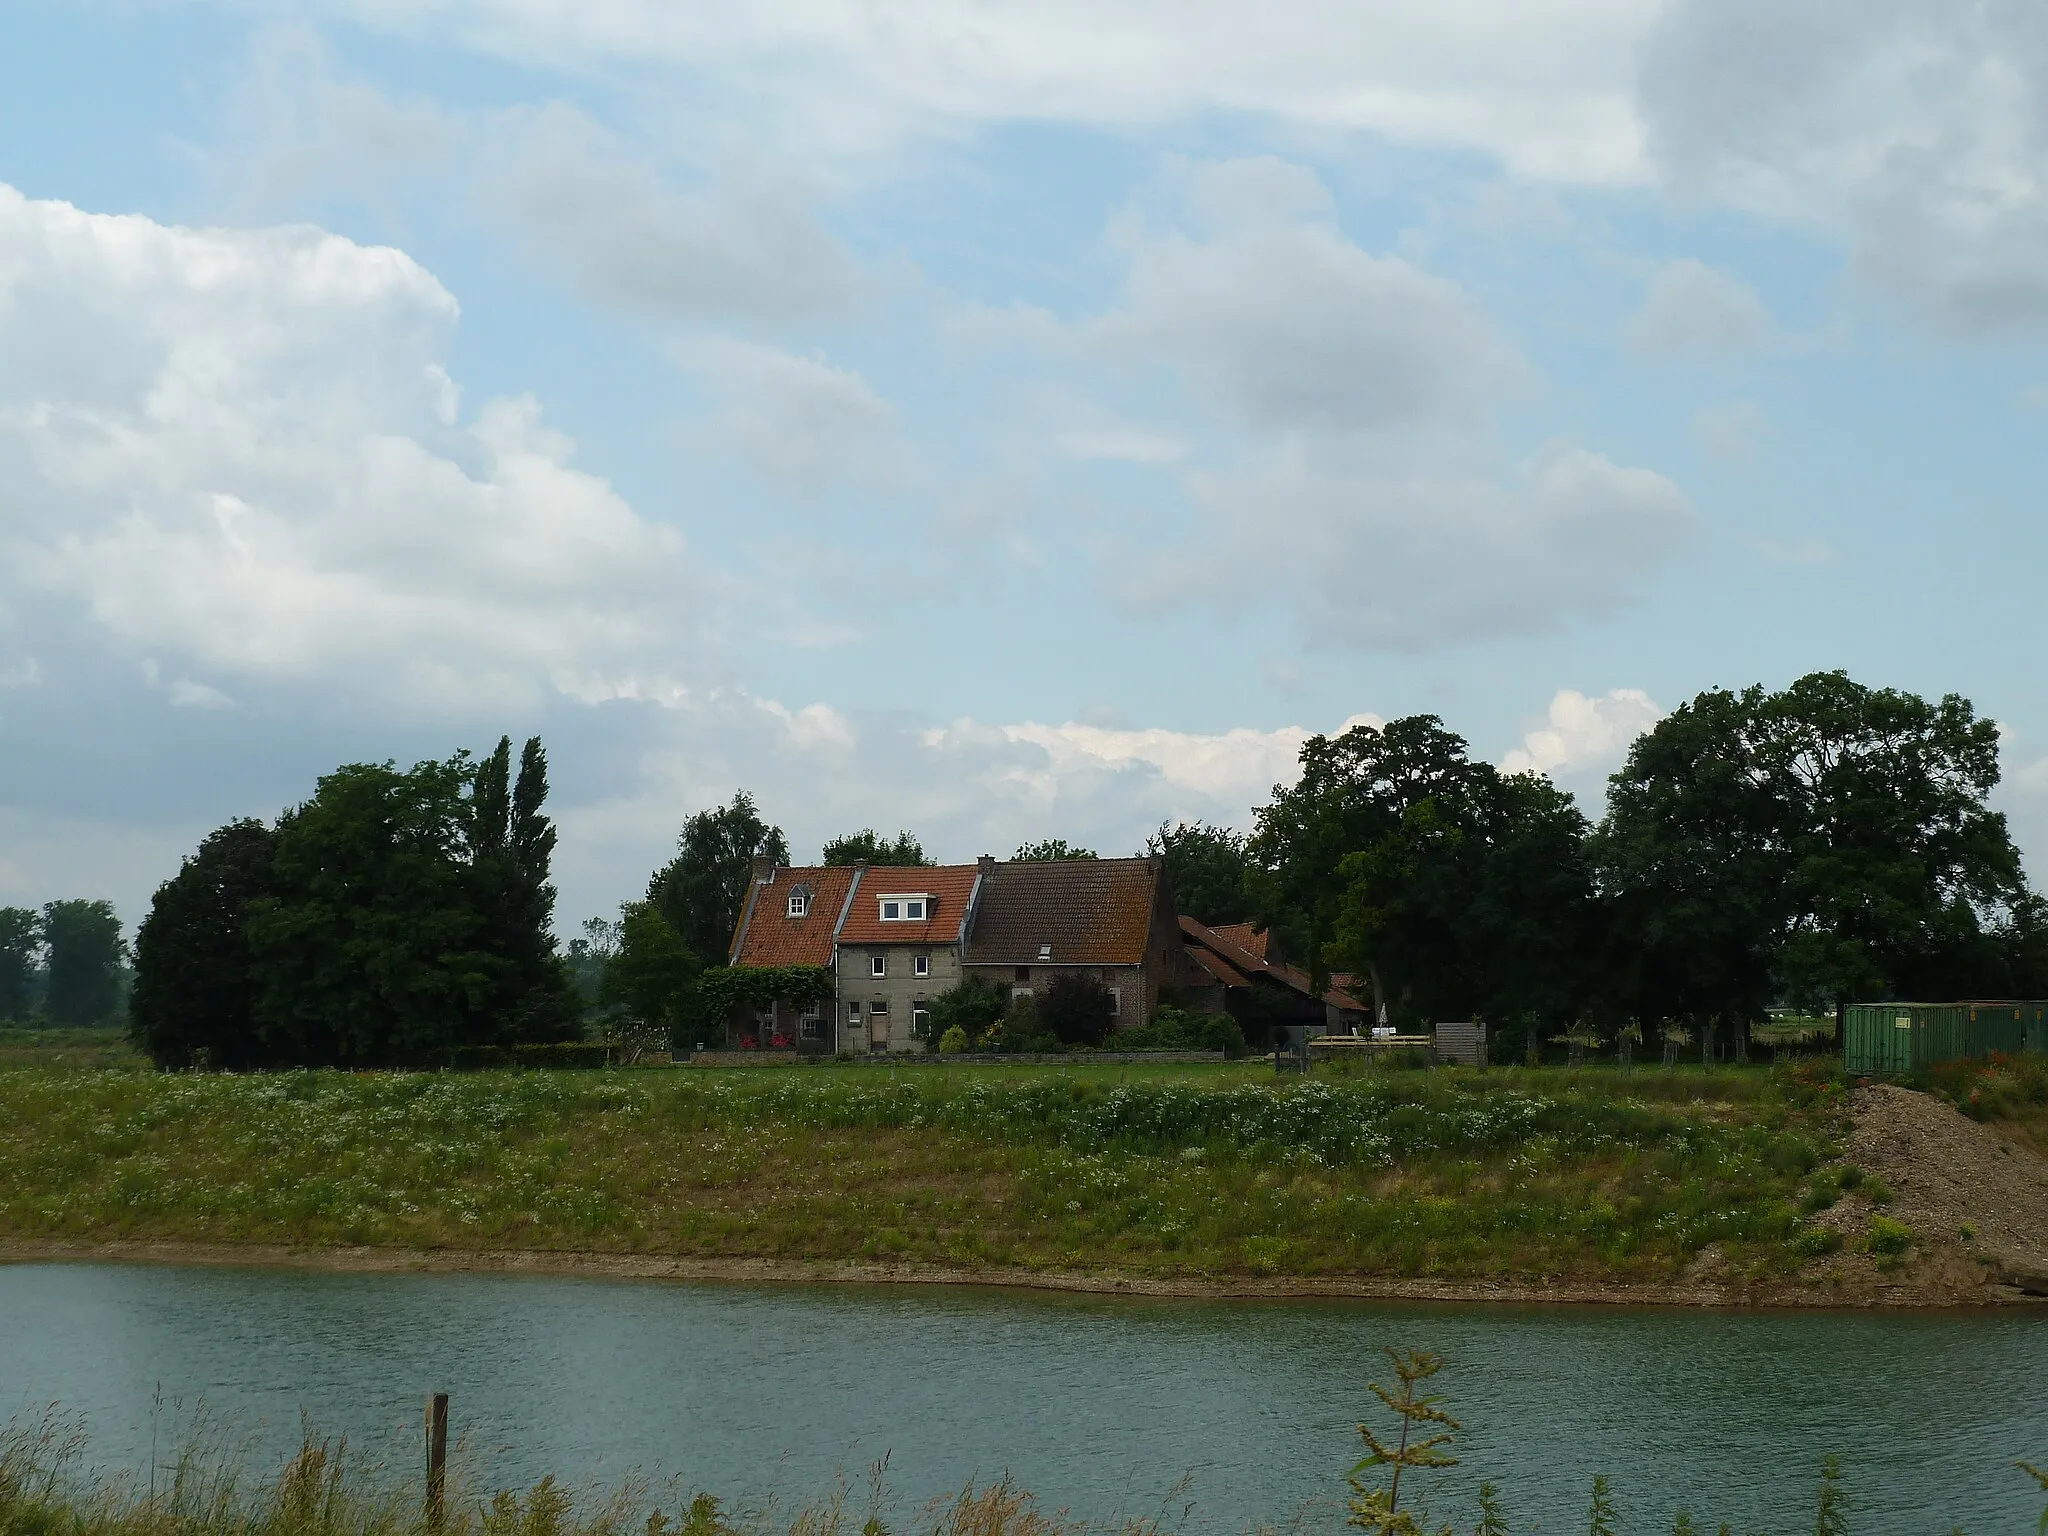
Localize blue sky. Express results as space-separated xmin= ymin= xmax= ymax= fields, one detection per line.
xmin=5 ymin=0 xmax=2048 ymax=931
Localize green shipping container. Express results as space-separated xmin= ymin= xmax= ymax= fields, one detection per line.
xmin=1842 ymin=1000 xmax=2043 ymax=1074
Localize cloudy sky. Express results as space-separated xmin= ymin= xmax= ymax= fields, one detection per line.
xmin=5 ymin=0 xmax=2048 ymax=931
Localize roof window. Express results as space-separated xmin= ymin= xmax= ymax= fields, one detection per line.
xmin=1038 ymin=943 xmax=1053 ymax=960
xmin=879 ymin=894 xmax=931 ymax=922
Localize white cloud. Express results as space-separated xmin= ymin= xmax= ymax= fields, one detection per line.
xmin=475 ymin=103 xmax=858 ymax=322
xmin=1693 ymin=398 xmax=1769 ymax=460
xmin=0 ymin=183 xmax=713 ymax=712
xmin=681 ymin=338 xmax=900 ymax=489
xmin=979 ymin=713 xmax=1382 ymax=807
xmin=314 ymin=1 xmax=1661 ymax=182
xmin=1630 ymin=259 xmax=1769 ymax=354
xmin=1102 ymin=160 xmax=1529 ymax=437
xmin=1090 ymin=159 xmax=1690 ymax=648
xmin=168 ymin=679 xmax=237 ymax=710
xmin=1642 ymin=0 xmax=2048 ymax=332
xmin=1501 ymin=686 xmax=1663 ymax=786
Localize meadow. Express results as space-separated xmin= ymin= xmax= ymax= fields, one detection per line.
xmin=0 ymin=1050 xmax=1847 ymax=1283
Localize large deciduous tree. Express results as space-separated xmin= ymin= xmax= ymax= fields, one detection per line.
xmin=648 ymin=792 xmax=789 ymax=965
xmin=1148 ymin=821 xmax=1255 ymax=927
xmin=0 ymin=907 xmax=40 ymax=1022
xmin=1325 ymin=743 xmax=1594 ymax=1043
xmin=1013 ymin=839 xmax=1097 ymax=861
xmin=822 ymin=829 xmax=932 ymax=866
xmin=130 ymin=819 xmax=280 ymax=1068
xmin=41 ymin=899 xmax=126 ymax=1026
xmin=131 ymin=737 xmax=578 ymax=1069
xmin=1250 ymin=716 xmax=1493 ymax=998
xmin=602 ymin=902 xmax=702 ymax=1045
xmin=1594 ymin=671 xmax=2031 ymax=1048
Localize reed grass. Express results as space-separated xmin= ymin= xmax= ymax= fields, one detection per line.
xmin=0 ymin=1065 xmax=1840 ymax=1281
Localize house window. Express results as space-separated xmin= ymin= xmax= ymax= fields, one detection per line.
xmin=787 ymin=892 xmax=808 ymax=918
xmin=912 ymin=1005 xmax=931 ymax=1039
xmin=1038 ymin=943 xmax=1053 ymax=960
xmin=879 ymin=894 xmax=932 ymax=922
xmin=1107 ymin=989 xmax=1119 ymax=1015
xmin=847 ymin=1001 xmax=862 ymax=1024
xmin=881 ymin=900 xmax=900 ymax=920
xmin=906 ymin=899 xmax=926 ymax=920
xmin=800 ymin=1014 xmax=824 ymax=1040
xmin=870 ymin=954 xmax=887 ymax=978
xmin=914 ymin=954 xmax=930 ymax=978
xmin=1015 ymin=966 xmax=1030 ymax=982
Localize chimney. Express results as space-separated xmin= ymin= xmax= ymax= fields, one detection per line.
xmin=978 ymin=853 xmax=995 ymax=877
xmin=751 ymin=853 xmax=776 ymax=885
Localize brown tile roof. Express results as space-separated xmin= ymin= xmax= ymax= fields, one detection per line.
xmin=1209 ymin=922 xmax=1270 ymax=961
xmin=1186 ymin=943 xmax=1249 ymax=988
xmin=836 ymin=865 xmax=983 ymax=946
xmin=964 ymin=857 xmax=1161 ymax=966
xmin=729 ymin=865 xmax=859 ymax=968
xmin=1180 ymin=914 xmax=1367 ymax=1014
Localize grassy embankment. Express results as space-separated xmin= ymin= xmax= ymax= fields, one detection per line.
xmin=0 ymin=1043 xmax=1857 ymax=1283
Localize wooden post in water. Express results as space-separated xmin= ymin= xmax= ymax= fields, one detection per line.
xmin=425 ymin=1393 xmax=449 ymax=1531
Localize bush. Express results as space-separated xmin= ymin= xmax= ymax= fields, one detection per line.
xmin=1795 ymin=1226 xmax=1844 ymax=1257
xmin=938 ymin=1025 xmax=969 ymax=1055
xmin=1866 ymin=1215 xmax=1913 ymax=1258
xmin=1109 ymin=1005 xmax=1247 ymax=1057
xmin=929 ymin=977 xmax=1008 ymax=1049
xmin=1038 ymin=974 xmax=1115 ymax=1047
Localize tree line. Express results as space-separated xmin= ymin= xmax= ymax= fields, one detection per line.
xmin=0 ymin=900 xmax=128 ymax=1027
xmin=122 ymin=668 xmax=2043 ymax=1069
xmin=130 ymin=736 xmax=579 ymax=1068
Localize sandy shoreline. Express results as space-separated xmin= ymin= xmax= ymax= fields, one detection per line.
xmin=3 ymin=1237 xmax=2041 ymax=1310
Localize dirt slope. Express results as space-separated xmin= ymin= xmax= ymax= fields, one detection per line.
xmin=1795 ymin=1083 xmax=2048 ymax=1302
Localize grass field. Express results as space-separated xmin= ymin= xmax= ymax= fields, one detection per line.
xmin=0 ymin=1049 xmax=1849 ymax=1283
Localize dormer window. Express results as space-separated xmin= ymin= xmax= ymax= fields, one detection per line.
xmin=786 ymin=884 xmax=813 ymax=919
xmin=879 ymin=894 xmax=931 ymax=922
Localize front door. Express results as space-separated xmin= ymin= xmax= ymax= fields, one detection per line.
xmin=869 ymin=1009 xmax=890 ymax=1052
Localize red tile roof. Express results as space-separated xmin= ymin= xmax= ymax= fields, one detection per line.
xmin=965 ymin=858 xmax=1162 ymax=965
xmin=836 ymin=865 xmax=983 ymax=946
xmin=729 ymin=865 xmax=859 ymax=968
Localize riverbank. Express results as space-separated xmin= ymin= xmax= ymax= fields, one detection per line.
xmin=2 ymin=1060 xmax=2042 ymax=1307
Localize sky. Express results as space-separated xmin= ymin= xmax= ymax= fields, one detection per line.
xmin=5 ymin=0 xmax=2048 ymax=933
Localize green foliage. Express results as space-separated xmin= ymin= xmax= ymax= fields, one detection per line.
xmin=929 ymin=978 xmax=1009 ymax=1046
xmin=1866 ymin=1215 xmax=1912 ymax=1257
xmin=1586 ymin=1475 xmax=1615 ymax=1536
xmin=131 ymin=739 xmax=576 ymax=1069
xmin=1472 ymin=1483 xmax=1506 ymax=1536
xmin=1814 ymin=1456 xmax=1846 ymax=1536
xmin=566 ymin=917 xmax=622 ymax=1009
xmin=603 ymin=905 xmax=702 ymax=1043
xmin=1862 ymin=1175 xmax=1893 ymax=1206
xmin=1012 ymin=839 xmax=1096 ymax=862
xmin=0 ymin=906 xmax=39 ymax=1021
xmin=130 ymin=820 xmax=279 ymax=1069
xmin=1595 ymin=671 xmax=2032 ymax=1029
xmin=1036 ymin=973 xmax=1115 ymax=1047
xmin=1112 ymin=1006 xmax=1247 ymax=1058
xmin=1793 ymin=1226 xmax=1843 ymax=1258
xmin=648 ymin=793 xmax=789 ymax=965
xmin=1348 ymin=1349 xmax=1458 ymax=1536
xmin=938 ymin=1025 xmax=969 ymax=1055
xmin=41 ymin=899 xmax=126 ymax=1027
xmin=1148 ymin=821 xmax=1254 ymax=926
xmin=822 ymin=829 xmax=932 ymax=867
xmin=691 ymin=965 xmax=834 ymax=1029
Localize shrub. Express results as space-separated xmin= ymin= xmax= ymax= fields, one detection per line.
xmin=1037 ymin=974 xmax=1115 ymax=1047
xmin=938 ymin=1026 xmax=969 ymax=1055
xmin=1866 ymin=1215 xmax=1912 ymax=1258
xmin=1862 ymin=1175 xmax=1894 ymax=1206
xmin=1109 ymin=1005 xmax=1248 ymax=1057
xmin=930 ymin=977 xmax=1008 ymax=1047
xmin=1794 ymin=1226 xmax=1843 ymax=1257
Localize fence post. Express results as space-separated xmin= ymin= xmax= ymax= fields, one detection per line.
xmin=426 ymin=1393 xmax=449 ymax=1530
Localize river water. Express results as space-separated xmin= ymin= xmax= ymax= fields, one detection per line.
xmin=1 ymin=1263 xmax=2042 ymax=1534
